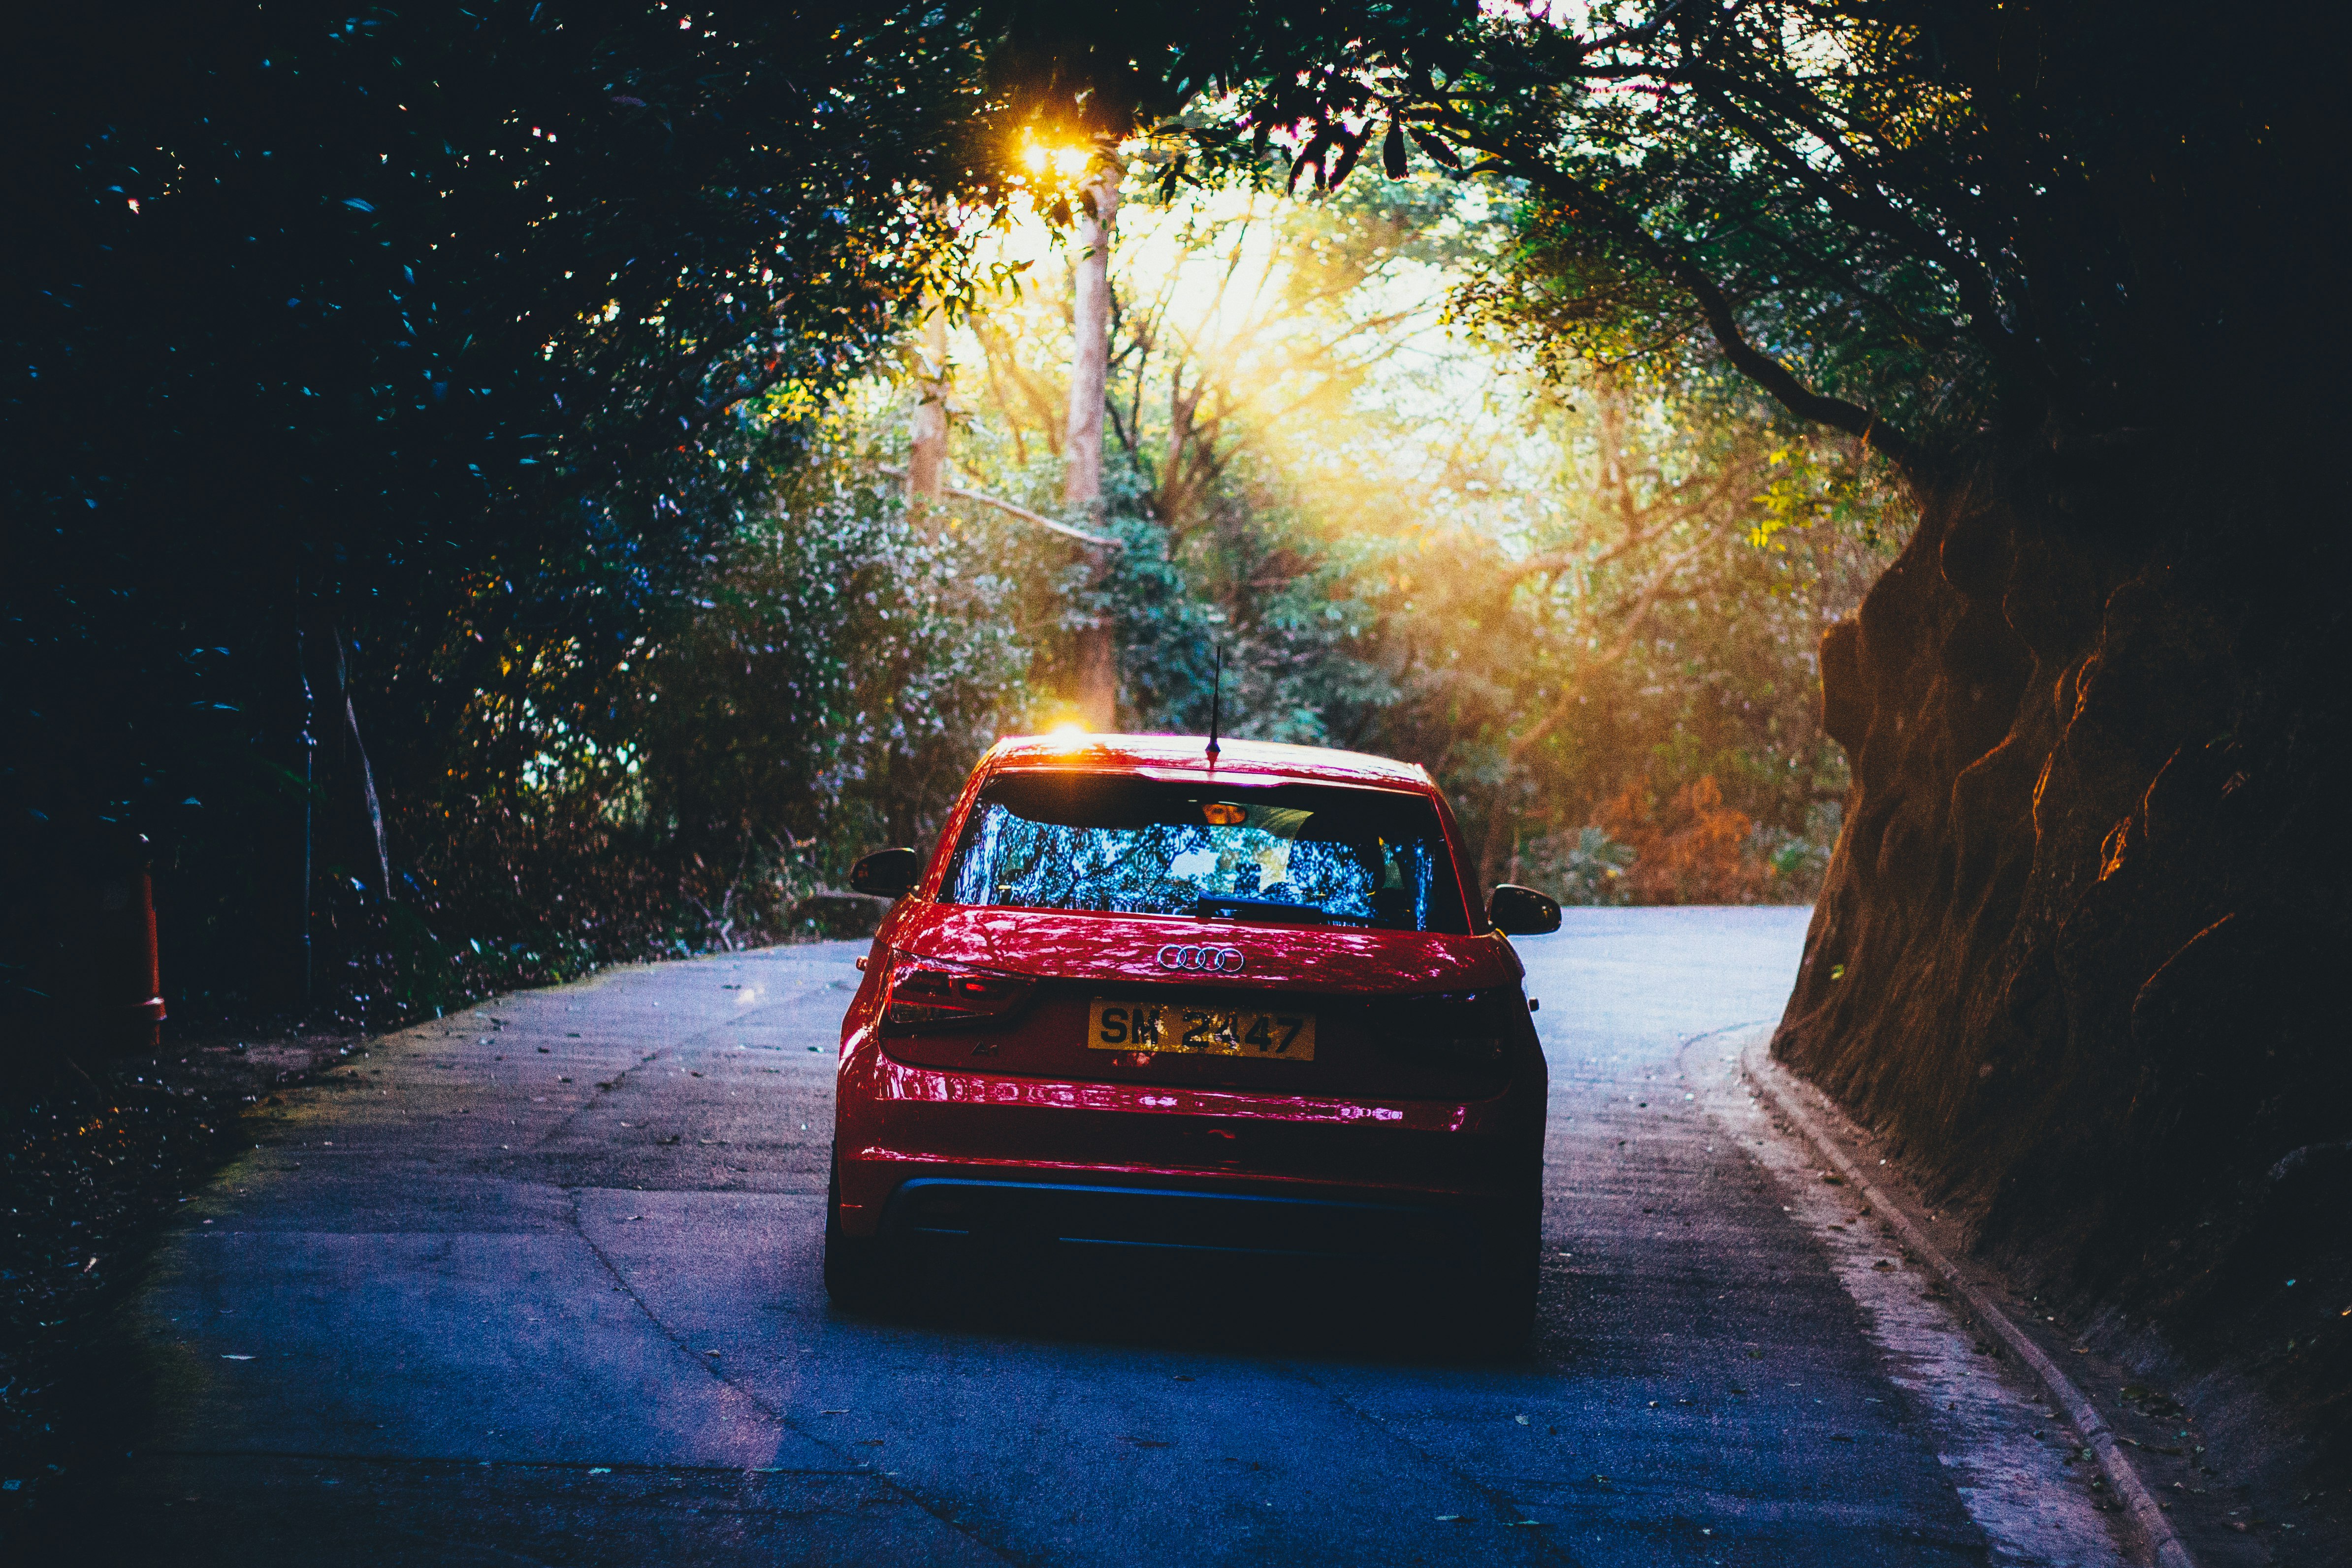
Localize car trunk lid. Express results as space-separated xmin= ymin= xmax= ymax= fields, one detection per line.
xmin=876 ymin=905 xmax=1528 ymax=1099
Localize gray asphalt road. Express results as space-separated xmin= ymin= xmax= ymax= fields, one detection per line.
xmin=88 ymin=909 xmax=2098 ymax=1565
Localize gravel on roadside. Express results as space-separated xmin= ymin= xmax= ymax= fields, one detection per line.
xmin=0 ymin=1031 xmax=357 ymax=1526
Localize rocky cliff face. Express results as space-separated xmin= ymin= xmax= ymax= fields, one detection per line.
xmin=1776 ymin=466 xmax=2352 ymax=1475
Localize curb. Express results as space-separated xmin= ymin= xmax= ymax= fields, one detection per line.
xmin=1739 ymin=1036 xmax=2196 ymax=1568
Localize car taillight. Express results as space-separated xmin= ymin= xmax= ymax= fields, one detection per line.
xmin=881 ymin=949 xmax=1036 ymax=1033
xmin=1371 ymin=991 xmax=1516 ymax=1067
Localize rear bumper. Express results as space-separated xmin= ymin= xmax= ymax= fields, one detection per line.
xmin=881 ymin=1178 xmax=1510 ymax=1261
xmin=835 ymin=1055 xmax=1541 ymax=1251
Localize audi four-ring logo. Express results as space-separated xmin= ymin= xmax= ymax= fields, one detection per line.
xmin=1157 ymin=944 xmax=1245 ymax=973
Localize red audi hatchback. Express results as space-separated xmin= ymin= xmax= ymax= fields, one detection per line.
xmin=826 ymin=732 xmax=1561 ymax=1344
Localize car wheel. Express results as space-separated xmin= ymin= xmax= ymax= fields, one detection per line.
xmin=1458 ymin=1222 xmax=1540 ymax=1357
xmin=823 ymin=1152 xmax=899 ymax=1311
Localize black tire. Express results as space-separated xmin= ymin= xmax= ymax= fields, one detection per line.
xmin=822 ymin=1153 xmax=900 ymax=1311
xmin=1460 ymin=1244 xmax=1539 ymax=1356
xmin=1456 ymin=1208 xmax=1541 ymax=1357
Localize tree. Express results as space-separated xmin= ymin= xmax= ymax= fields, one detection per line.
xmin=977 ymin=0 xmax=2352 ymax=1463
xmin=1063 ymin=163 xmax=1124 ymax=729
xmin=1 ymin=1 xmax=999 ymax=1025
xmin=953 ymin=160 xmax=1889 ymax=897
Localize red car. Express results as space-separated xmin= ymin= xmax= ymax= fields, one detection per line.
xmin=826 ymin=732 xmax=1561 ymax=1344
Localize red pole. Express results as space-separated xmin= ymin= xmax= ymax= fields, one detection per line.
xmin=97 ymin=844 xmax=166 ymax=1052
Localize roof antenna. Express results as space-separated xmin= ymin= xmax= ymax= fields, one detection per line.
xmin=1204 ymin=641 xmax=1223 ymax=767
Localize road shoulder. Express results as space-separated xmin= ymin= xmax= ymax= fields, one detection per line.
xmin=1684 ymin=1025 xmax=2154 ymax=1567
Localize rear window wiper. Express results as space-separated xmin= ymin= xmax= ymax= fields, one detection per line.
xmin=1194 ymin=896 xmax=1330 ymax=925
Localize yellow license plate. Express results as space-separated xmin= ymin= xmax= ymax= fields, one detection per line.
xmin=1088 ymin=1000 xmax=1316 ymax=1060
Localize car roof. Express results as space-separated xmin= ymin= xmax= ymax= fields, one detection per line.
xmin=983 ymin=733 xmax=1434 ymax=791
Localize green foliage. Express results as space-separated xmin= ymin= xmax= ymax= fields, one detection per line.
xmin=955 ymin=165 xmax=1892 ymax=903
xmin=1515 ymin=827 xmax=1636 ymax=908
xmin=3 ymin=1 xmax=997 ymax=1027
xmin=391 ymin=437 xmax=1032 ymax=1004
xmin=647 ymin=452 xmax=1033 ymax=864
xmin=26 ymin=2 xmax=2192 ymax=1037
xmin=989 ymin=0 xmax=2340 ymax=490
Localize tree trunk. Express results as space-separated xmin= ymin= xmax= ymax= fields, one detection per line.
xmin=1065 ymin=168 xmax=1119 ymax=731
xmin=907 ymin=298 xmax=948 ymax=516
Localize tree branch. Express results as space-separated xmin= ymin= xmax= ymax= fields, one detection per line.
xmin=940 ymin=482 xmax=1122 ymax=548
xmin=1676 ymin=72 xmax=2040 ymax=400
xmin=1428 ymin=118 xmax=1930 ymax=481
xmin=1508 ymin=536 xmax=1710 ymax=762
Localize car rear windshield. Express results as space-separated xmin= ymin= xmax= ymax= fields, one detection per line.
xmin=942 ymin=771 xmax=1470 ymax=932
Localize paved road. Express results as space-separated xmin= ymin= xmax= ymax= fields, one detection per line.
xmin=92 ymin=909 xmax=2126 ymax=1565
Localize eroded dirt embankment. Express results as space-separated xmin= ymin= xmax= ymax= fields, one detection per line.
xmin=1776 ymin=462 xmax=2352 ymax=1494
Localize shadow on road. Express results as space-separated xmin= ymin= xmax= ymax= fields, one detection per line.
xmin=827 ymin=1240 xmax=1540 ymax=1369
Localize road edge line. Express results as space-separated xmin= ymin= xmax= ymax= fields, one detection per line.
xmin=1738 ymin=1034 xmax=2195 ymax=1568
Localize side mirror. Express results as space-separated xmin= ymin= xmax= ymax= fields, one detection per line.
xmin=849 ymin=847 xmax=922 ymax=898
xmin=1486 ymin=883 xmax=1562 ymax=936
